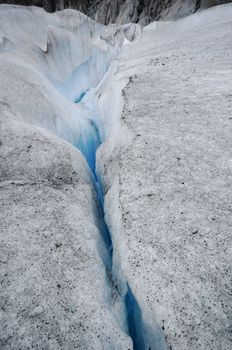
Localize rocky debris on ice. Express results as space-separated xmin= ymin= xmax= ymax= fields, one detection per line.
xmin=0 ymin=0 xmax=231 ymax=25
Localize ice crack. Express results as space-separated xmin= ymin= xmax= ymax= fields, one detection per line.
xmin=74 ymin=91 xmax=148 ymax=349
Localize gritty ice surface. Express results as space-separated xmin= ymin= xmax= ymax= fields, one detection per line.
xmin=0 ymin=3 xmax=232 ymax=350
xmin=100 ymin=4 xmax=232 ymax=349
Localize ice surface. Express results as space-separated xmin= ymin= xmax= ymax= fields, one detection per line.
xmin=1 ymin=3 xmax=232 ymax=349
xmin=99 ymin=3 xmax=232 ymax=350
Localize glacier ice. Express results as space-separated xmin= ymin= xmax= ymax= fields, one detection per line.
xmin=1 ymin=3 xmax=231 ymax=350
xmin=0 ymin=4 xmax=166 ymax=350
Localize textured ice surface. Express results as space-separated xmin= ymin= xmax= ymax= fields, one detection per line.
xmin=99 ymin=3 xmax=232 ymax=350
xmin=0 ymin=3 xmax=232 ymax=350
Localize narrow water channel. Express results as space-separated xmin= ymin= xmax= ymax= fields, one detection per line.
xmin=74 ymin=92 xmax=146 ymax=349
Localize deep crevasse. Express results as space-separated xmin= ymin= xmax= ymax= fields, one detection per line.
xmin=53 ymin=28 xmax=167 ymax=350
xmin=74 ymin=90 xmax=147 ymax=349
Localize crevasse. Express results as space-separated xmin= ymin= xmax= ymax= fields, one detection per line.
xmin=74 ymin=88 xmax=146 ymax=349
xmin=15 ymin=14 xmax=166 ymax=347
xmin=54 ymin=23 xmax=167 ymax=346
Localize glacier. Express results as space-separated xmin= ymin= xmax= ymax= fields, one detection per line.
xmin=0 ymin=3 xmax=232 ymax=350
xmin=0 ymin=4 xmax=165 ymax=349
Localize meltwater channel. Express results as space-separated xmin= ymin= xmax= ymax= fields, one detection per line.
xmin=74 ymin=91 xmax=146 ymax=350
